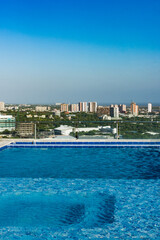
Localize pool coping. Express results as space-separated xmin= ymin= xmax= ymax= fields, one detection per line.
xmin=1 ymin=139 xmax=160 ymax=149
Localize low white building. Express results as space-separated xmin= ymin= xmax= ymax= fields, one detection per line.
xmin=77 ymin=127 xmax=100 ymax=132
xmin=54 ymin=125 xmax=73 ymax=135
xmin=100 ymin=126 xmax=117 ymax=134
xmin=54 ymin=125 xmax=117 ymax=136
xmin=100 ymin=126 xmax=112 ymax=133
xmin=0 ymin=114 xmax=15 ymax=132
xmin=35 ymin=106 xmax=50 ymax=112
xmin=54 ymin=125 xmax=100 ymax=135
xmin=100 ymin=115 xmax=112 ymax=120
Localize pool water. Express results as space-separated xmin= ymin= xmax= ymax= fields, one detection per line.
xmin=0 ymin=147 xmax=159 ymax=239
xmin=0 ymin=147 xmax=160 ymax=178
xmin=0 ymin=191 xmax=115 ymax=228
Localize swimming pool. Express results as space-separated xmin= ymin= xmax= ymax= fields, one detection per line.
xmin=0 ymin=147 xmax=159 ymax=178
xmin=0 ymin=146 xmax=159 ymax=239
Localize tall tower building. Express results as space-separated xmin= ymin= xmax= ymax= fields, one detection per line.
xmin=148 ymin=103 xmax=152 ymax=113
xmin=88 ymin=102 xmax=97 ymax=112
xmin=70 ymin=104 xmax=79 ymax=112
xmin=110 ymin=105 xmax=119 ymax=118
xmin=79 ymin=102 xmax=88 ymax=112
xmin=0 ymin=102 xmax=5 ymax=111
xmin=118 ymin=104 xmax=126 ymax=113
xmin=130 ymin=102 xmax=138 ymax=116
xmin=61 ymin=104 xmax=69 ymax=112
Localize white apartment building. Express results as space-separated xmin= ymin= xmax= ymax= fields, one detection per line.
xmin=135 ymin=105 xmax=139 ymax=116
xmin=0 ymin=102 xmax=5 ymax=111
xmin=110 ymin=105 xmax=119 ymax=118
xmin=148 ymin=103 xmax=152 ymax=113
xmin=61 ymin=104 xmax=69 ymax=112
xmin=79 ymin=102 xmax=88 ymax=112
xmin=70 ymin=104 xmax=79 ymax=112
xmin=88 ymin=102 xmax=97 ymax=112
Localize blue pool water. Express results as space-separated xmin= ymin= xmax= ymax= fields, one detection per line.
xmin=0 ymin=191 xmax=115 ymax=227
xmin=0 ymin=147 xmax=160 ymax=178
xmin=0 ymin=147 xmax=160 ymax=239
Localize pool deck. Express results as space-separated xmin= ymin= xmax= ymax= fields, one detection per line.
xmin=0 ymin=140 xmax=14 ymax=149
xmin=0 ymin=138 xmax=160 ymax=149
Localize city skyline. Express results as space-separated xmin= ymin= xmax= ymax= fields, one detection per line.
xmin=0 ymin=100 xmax=159 ymax=107
xmin=0 ymin=0 xmax=160 ymax=104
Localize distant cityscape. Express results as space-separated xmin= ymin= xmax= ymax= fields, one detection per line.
xmin=0 ymin=101 xmax=158 ymax=115
xmin=0 ymin=100 xmax=159 ymax=139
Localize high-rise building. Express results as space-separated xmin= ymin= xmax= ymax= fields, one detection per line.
xmin=118 ymin=104 xmax=126 ymax=113
xmin=0 ymin=102 xmax=5 ymax=111
xmin=130 ymin=102 xmax=139 ymax=116
xmin=70 ymin=104 xmax=79 ymax=112
xmin=148 ymin=103 xmax=152 ymax=113
xmin=136 ymin=105 xmax=139 ymax=116
xmin=110 ymin=105 xmax=119 ymax=118
xmin=79 ymin=102 xmax=88 ymax=112
xmin=88 ymin=102 xmax=97 ymax=112
xmin=61 ymin=104 xmax=69 ymax=112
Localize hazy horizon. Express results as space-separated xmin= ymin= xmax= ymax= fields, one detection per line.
xmin=3 ymin=101 xmax=160 ymax=107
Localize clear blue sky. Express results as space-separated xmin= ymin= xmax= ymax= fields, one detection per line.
xmin=0 ymin=0 xmax=160 ymax=104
